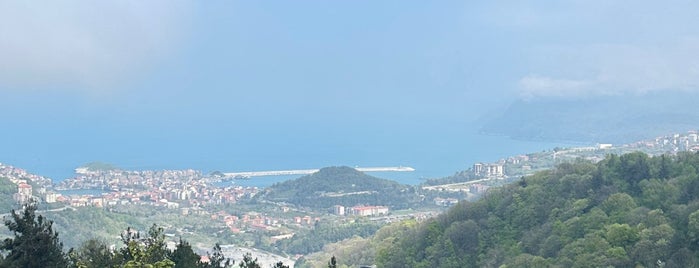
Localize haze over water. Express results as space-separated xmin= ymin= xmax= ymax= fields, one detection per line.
xmin=4 ymin=128 xmax=569 ymax=186
xmin=2 ymin=2 xmax=688 ymax=184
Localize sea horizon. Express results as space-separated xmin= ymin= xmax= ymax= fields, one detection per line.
xmin=2 ymin=130 xmax=574 ymax=187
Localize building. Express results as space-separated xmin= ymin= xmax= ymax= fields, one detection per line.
xmin=434 ymin=197 xmax=459 ymax=206
xmin=45 ymin=192 xmax=59 ymax=203
xmin=333 ymin=205 xmax=345 ymax=216
xmin=349 ymin=206 xmax=389 ymax=217
xmin=486 ymin=164 xmax=504 ymax=177
xmin=14 ymin=183 xmax=33 ymax=204
xmin=473 ymin=163 xmax=483 ymax=175
xmin=473 ymin=163 xmax=504 ymax=177
xmin=469 ymin=184 xmax=489 ymax=194
xmin=598 ymin=143 xmax=613 ymax=149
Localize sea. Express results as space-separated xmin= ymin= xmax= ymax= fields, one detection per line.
xmin=3 ymin=130 xmax=575 ymax=188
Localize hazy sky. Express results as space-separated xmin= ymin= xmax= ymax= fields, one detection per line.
xmin=1 ymin=1 xmax=698 ymax=176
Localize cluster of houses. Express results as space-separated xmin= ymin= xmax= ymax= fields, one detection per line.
xmin=1 ymin=162 xmax=261 ymax=208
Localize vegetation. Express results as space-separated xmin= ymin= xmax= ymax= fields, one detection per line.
xmin=422 ymin=169 xmax=479 ymax=186
xmin=17 ymin=151 xmax=699 ymax=267
xmin=275 ymin=220 xmax=381 ymax=255
xmin=81 ymin=162 xmax=121 ymax=171
xmin=375 ymin=152 xmax=699 ymax=267
xmin=0 ymin=177 xmax=19 ymax=209
xmin=0 ymin=203 xmax=68 ymax=267
xmin=261 ymin=166 xmax=419 ymax=209
xmin=0 ymin=204 xmax=293 ymax=268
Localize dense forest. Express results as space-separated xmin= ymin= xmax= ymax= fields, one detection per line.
xmin=374 ymin=152 xmax=699 ymax=267
xmin=260 ymin=166 xmax=419 ymax=209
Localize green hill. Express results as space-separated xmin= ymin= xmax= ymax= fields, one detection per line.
xmin=372 ymin=152 xmax=699 ymax=267
xmin=260 ymin=166 xmax=418 ymax=209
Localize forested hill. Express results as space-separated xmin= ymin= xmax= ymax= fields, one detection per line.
xmin=260 ymin=166 xmax=417 ymax=209
xmin=375 ymin=152 xmax=699 ymax=267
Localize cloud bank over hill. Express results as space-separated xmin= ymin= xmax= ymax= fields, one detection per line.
xmin=518 ymin=39 xmax=699 ymax=99
xmin=490 ymin=1 xmax=699 ymax=100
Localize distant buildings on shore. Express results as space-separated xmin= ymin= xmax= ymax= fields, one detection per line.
xmin=332 ymin=205 xmax=389 ymax=217
xmin=473 ymin=163 xmax=504 ymax=177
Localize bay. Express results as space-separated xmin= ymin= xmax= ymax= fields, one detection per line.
xmin=4 ymin=130 xmax=574 ymax=187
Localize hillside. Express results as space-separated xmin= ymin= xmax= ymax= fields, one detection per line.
xmin=0 ymin=177 xmax=19 ymax=210
xmin=260 ymin=166 xmax=418 ymax=209
xmin=369 ymin=152 xmax=699 ymax=267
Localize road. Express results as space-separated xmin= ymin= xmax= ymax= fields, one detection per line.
xmin=0 ymin=205 xmax=76 ymax=218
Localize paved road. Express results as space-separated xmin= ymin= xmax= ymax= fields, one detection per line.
xmin=0 ymin=205 xmax=75 ymax=218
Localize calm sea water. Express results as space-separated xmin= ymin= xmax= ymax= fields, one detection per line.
xmin=3 ymin=130 xmax=573 ymax=187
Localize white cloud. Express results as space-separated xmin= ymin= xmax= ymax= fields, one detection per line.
xmin=0 ymin=1 xmax=192 ymax=92
xmin=518 ymin=38 xmax=699 ymax=99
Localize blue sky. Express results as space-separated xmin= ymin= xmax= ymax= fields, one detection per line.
xmin=1 ymin=1 xmax=698 ymax=178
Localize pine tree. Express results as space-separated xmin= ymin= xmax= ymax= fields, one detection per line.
xmin=0 ymin=203 xmax=69 ymax=267
xmin=68 ymin=239 xmax=117 ymax=268
xmin=204 ymin=243 xmax=232 ymax=268
xmin=116 ymin=225 xmax=175 ymax=268
xmin=328 ymin=256 xmax=337 ymax=268
xmin=272 ymin=261 xmax=289 ymax=268
xmin=238 ymin=253 xmax=260 ymax=268
xmin=169 ymin=238 xmax=200 ymax=268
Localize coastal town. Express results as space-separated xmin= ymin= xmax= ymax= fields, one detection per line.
xmin=6 ymin=131 xmax=699 ymax=214
xmin=3 ymin=130 xmax=699 ymax=265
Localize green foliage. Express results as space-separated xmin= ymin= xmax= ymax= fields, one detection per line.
xmin=116 ymin=224 xmax=175 ymax=268
xmin=0 ymin=203 xmax=69 ymax=267
xmin=327 ymin=256 xmax=336 ymax=268
xmin=276 ymin=220 xmax=381 ymax=255
xmin=203 ymin=243 xmax=232 ymax=268
xmin=0 ymin=177 xmax=19 ymax=210
xmin=69 ymin=239 xmax=119 ymax=268
xmin=374 ymin=152 xmax=699 ymax=267
xmin=169 ymin=238 xmax=200 ymax=268
xmin=237 ymin=253 xmax=259 ymax=268
xmin=272 ymin=261 xmax=289 ymax=268
xmin=81 ymin=162 xmax=120 ymax=171
xmin=261 ymin=167 xmax=418 ymax=209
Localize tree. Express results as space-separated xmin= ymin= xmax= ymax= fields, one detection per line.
xmin=122 ymin=240 xmax=175 ymax=268
xmin=117 ymin=225 xmax=175 ymax=268
xmin=203 ymin=243 xmax=232 ymax=268
xmin=272 ymin=261 xmax=289 ymax=268
xmin=69 ymin=239 xmax=117 ymax=268
xmin=328 ymin=256 xmax=337 ymax=268
xmin=0 ymin=203 xmax=68 ymax=267
xmin=238 ymin=253 xmax=260 ymax=268
xmin=144 ymin=224 xmax=170 ymax=264
xmin=169 ymin=238 xmax=201 ymax=268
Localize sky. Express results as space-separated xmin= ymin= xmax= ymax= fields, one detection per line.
xmin=1 ymin=1 xmax=698 ymax=179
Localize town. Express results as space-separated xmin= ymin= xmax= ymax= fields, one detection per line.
xmin=6 ymin=131 xmax=699 ymax=217
xmin=3 ymin=130 xmax=699 ymax=266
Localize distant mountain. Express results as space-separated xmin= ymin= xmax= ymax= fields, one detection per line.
xmin=481 ymin=91 xmax=699 ymax=143
xmin=260 ymin=166 xmax=418 ymax=209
